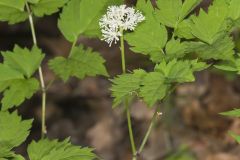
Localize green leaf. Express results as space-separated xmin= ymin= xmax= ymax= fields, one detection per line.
xmin=58 ymin=0 xmax=114 ymax=42
xmin=140 ymin=72 xmax=169 ymax=107
xmin=0 ymin=6 xmax=27 ymax=24
xmin=190 ymin=0 xmax=229 ymax=44
xmin=0 ymin=64 xmax=23 ymax=82
xmin=0 ymin=111 xmax=32 ymax=159
xmin=155 ymin=0 xmax=201 ymax=28
xmin=165 ymin=39 xmax=187 ymax=60
xmin=125 ymin=0 xmax=167 ymax=63
xmin=186 ymin=35 xmax=235 ymax=60
xmin=228 ymin=0 xmax=240 ymax=20
xmin=49 ymin=45 xmax=108 ymax=82
xmin=154 ymin=59 xmax=196 ymax=83
xmin=27 ymin=138 xmax=97 ymax=160
xmin=30 ymin=0 xmax=69 ymax=17
xmin=174 ymin=19 xmax=195 ymax=39
xmin=214 ymin=58 xmax=240 ymax=73
xmin=2 ymin=45 xmax=45 ymax=78
xmin=220 ymin=108 xmax=240 ymax=117
xmin=1 ymin=78 xmax=39 ymax=111
xmin=0 ymin=0 xmax=25 ymax=11
xmin=111 ymin=69 xmax=146 ymax=107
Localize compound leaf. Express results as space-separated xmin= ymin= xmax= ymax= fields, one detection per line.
xmin=140 ymin=72 xmax=169 ymax=107
xmin=1 ymin=78 xmax=39 ymax=111
xmin=0 ymin=0 xmax=28 ymax=24
xmin=0 ymin=111 xmax=32 ymax=159
xmin=125 ymin=0 xmax=167 ymax=63
xmin=2 ymin=45 xmax=45 ymax=78
xmin=27 ymin=138 xmax=97 ymax=160
xmin=111 ymin=69 xmax=146 ymax=107
xmin=49 ymin=45 xmax=108 ymax=82
xmin=58 ymin=0 xmax=114 ymax=42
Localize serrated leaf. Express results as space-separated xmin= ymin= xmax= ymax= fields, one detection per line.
xmin=125 ymin=0 xmax=167 ymax=63
xmin=155 ymin=0 xmax=201 ymax=28
xmin=140 ymin=72 xmax=169 ymax=107
xmin=174 ymin=19 xmax=195 ymax=39
xmin=0 ymin=6 xmax=28 ymax=24
xmin=2 ymin=45 xmax=45 ymax=78
xmin=220 ymin=108 xmax=240 ymax=117
xmin=154 ymin=59 xmax=195 ymax=83
xmin=165 ymin=39 xmax=187 ymax=60
xmin=186 ymin=35 xmax=234 ymax=60
xmin=0 ymin=64 xmax=24 ymax=82
xmin=1 ymin=78 xmax=39 ymax=111
xmin=30 ymin=0 xmax=69 ymax=17
xmin=49 ymin=45 xmax=108 ymax=82
xmin=27 ymin=138 xmax=97 ymax=160
xmin=58 ymin=0 xmax=114 ymax=42
xmin=111 ymin=69 xmax=146 ymax=107
xmin=0 ymin=111 xmax=32 ymax=159
xmin=190 ymin=0 xmax=229 ymax=44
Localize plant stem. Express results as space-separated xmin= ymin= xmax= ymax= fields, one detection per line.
xmin=138 ymin=107 xmax=160 ymax=154
xmin=26 ymin=3 xmax=47 ymax=139
xmin=120 ymin=28 xmax=137 ymax=160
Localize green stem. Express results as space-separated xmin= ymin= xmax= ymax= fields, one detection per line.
xmin=120 ymin=28 xmax=137 ymax=160
xmin=69 ymin=39 xmax=77 ymax=57
xmin=138 ymin=107 xmax=160 ymax=154
xmin=26 ymin=3 xmax=47 ymax=139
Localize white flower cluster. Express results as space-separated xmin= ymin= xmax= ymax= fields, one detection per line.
xmin=99 ymin=5 xmax=145 ymax=46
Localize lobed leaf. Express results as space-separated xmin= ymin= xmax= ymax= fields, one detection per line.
xmin=0 ymin=111 xmax=32 ymax=159
xmin=27 ymin=138 xmax=97 ymax=160
xmin=1 ymin=78 xmax=40 ymax=111
xmin=111 ymin=69 xmax=146 ymax=107
xmin=125 ymin=0 xmax=167 ymax=63
xmin=2 ymin=45 xmax=45 ymax=78
xmin=49 ymin=45 xmax=108 ymax=82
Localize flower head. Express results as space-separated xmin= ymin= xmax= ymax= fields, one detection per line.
xmin=99 ymin=5 xmax=145 ymax=46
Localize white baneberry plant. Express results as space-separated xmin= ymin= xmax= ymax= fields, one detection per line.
xmin=0 ymin=0 xmax=240 ymax=160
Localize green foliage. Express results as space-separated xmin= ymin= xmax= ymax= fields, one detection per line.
xmin=111 ymin=69 xmax=146 ymax=107
xmin=2 ymin=45 xmax=45 ymax=78
xmin=0 ymin=111 xmax=32 ymax=159
xmin=30 ymin=0 xmax=69 ymax=17
xmin=58 ymin=0 xmax=120 ymax=42
xmin=27 ymin=138 xmax=97 ymax=160
xmin=0 ymin=45 xmax=43 ymax=110
xmin=1 ymin=78 xmax=39 ymax=111
xmin=186 ymin=35 xmax=234 ymax=60
xmin=155 ymin=0 xmax=201 ymax=28
xmin=220 ymin=109 xmax=240 ymax=117
xmin=125 ymin=0 xmax=167 ymax=63
xmin=111 ymin=59 xmax=207 ymax=107
xmin=49 ymin=45 xmax=108 ymax=82
xmin=0 ymin=0 xmax=28 ymax=24
xmin=139 ymin=72 xmax=170 ymax=106
xmin=214 ymin=57 xmax=240 ymax=73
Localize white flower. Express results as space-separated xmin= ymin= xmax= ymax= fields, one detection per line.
xmin=99 ymin=5 xmax=145 ymax=46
